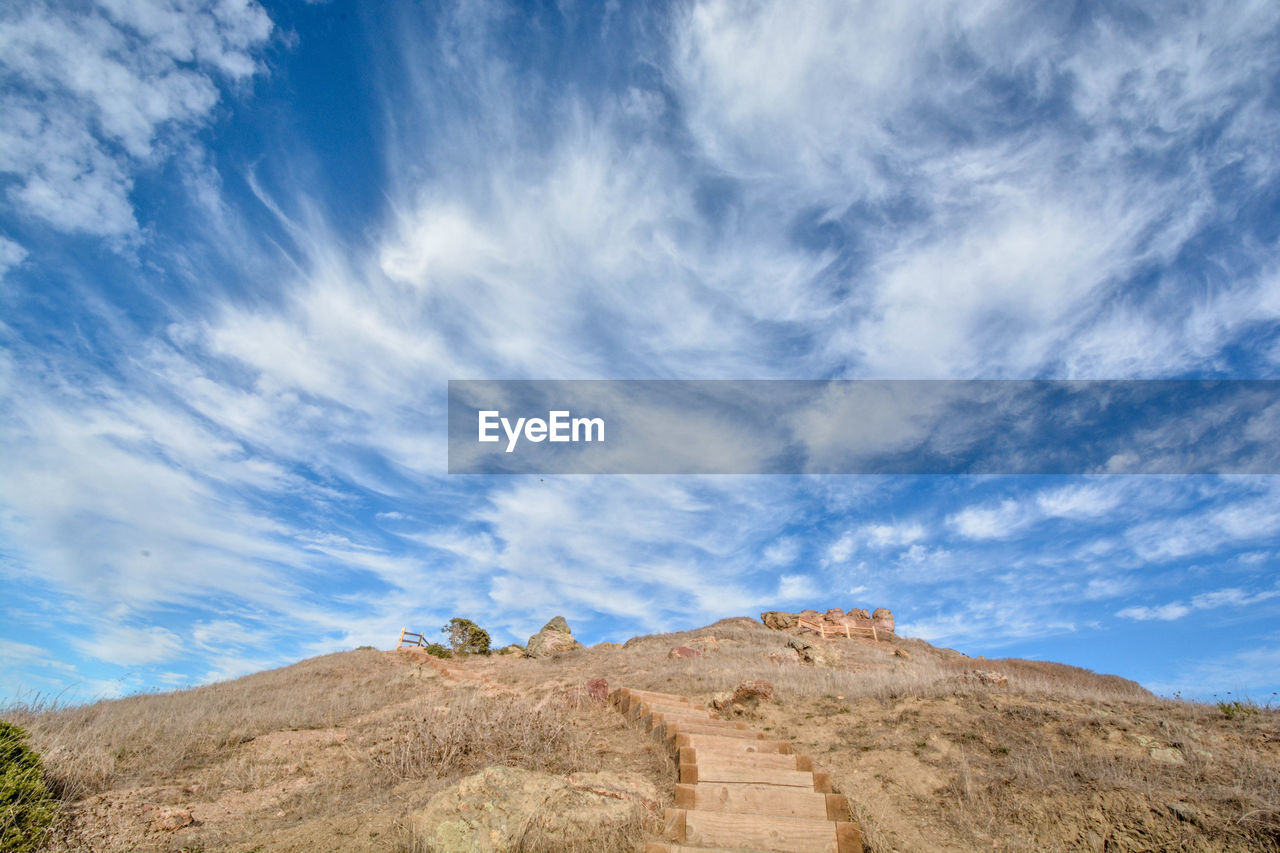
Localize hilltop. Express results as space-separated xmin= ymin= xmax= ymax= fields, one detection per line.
xmin=6 ymin=614 xmax=1279 ymax=852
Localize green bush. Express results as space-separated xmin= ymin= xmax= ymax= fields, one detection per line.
xmin=1218 ymin=699 xmax=1259 ymax=719
xmin=1 ymin=720 xmax=57 ymax=852
xmin=423 ymin=642 xmax=453 ymax=659
xmin=442 ymin=618 xmax=491 ymax=656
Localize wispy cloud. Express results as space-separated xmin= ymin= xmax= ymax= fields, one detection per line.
xmin=2 ymin=0 xmax=1280 ymax=702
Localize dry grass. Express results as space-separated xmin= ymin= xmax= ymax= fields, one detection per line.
xmin=4 ymin=649 xmax=419 ymax=800
xmin=6 ymin=615 xmax=1277 ymax=853
xmin=368 ymin=686 xmax=597 ymax=781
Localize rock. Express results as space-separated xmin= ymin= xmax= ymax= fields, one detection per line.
xmin=412 ymin=765 xmax=659 ymax=852
xmin=872 ymin=608 xmax=895 ymax=633
xmin=894 ymin=647 xmax=912 ymax=661
xmin=846 ymin=608 xmax=871 ymax=620
xmin=1150 ymin=747 xmax=1185 ymax=765
xmin=584 ymin=677 xmax=609 ymax=704
xmin=824 ymin=607 xmax=845 ymax=622
xmin=151 ymin=807 xmax=194 ymax=831
xmin=690 ymin=635 xmax=720 ymax=652
xmin=732 ymin=679 xmax=774 ymax=707
xmin=798 ymin=609 xmax=821 ymax=621
xmin=667 ymin=645 xmax=702 ymax=659
xmin=787 ymin=636 xmax=830 ymax=665
xmin=525 ymin=616 xmax=583 ymax=658
xmin=592 ymin=641 xmax=621 ymax=650
xmin=768 ymin=648 xmax=801 ymax=665
xmin=710 ymin=691 xmax=733 ymax=711
xmin=761 ymin=611 xmax=798 ymax=630
xmin=965 ymin=669 xmax=1008 ymax=687
xmin=497 ymin=644 xmax=524 ymax=656
xmin=1166 ymin=801 xmax=1202 ymax=826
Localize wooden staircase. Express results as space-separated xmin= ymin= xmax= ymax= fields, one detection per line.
xmin=609 ymin=687 xmax=862 ymax=853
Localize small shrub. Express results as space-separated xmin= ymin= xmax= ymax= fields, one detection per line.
xmin=1219 ymin=699 xmax=1259 ymax=719
xmin=442 ymin=618 xmax=491 ymax=656
xmin=423 ymin=643 xmax=453 ymax=659
xmin=1 ymin=720 xmax=57 ymax=852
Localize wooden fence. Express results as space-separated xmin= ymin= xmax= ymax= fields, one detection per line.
xmin=796 ymin=617 xmax=879 ymax=642
xmin=396 ymin=627 xmax=429 ymax=650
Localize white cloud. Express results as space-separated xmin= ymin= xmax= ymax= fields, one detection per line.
xmin=1117 ymin=583 xmax=1280 ymax=622
xmin=0 ymin=0 xmax=272 ymax=236
xmin=948 ymin=499 xmax=1032 ymax=540
xmin=1036 ymin=484 xmax=1123 ymax=520
xmin=863 ymin=522 xmax=926 ymax=548
xmin=762 ymin=538 xmax=799 ymax=565
xmin=0 ymin=235 xmax=26 ymax=277
xmin=777 ymin=574 xmax=818 ymax=601
xmin=1116 ymin=602 xmax=1193 ymax=622
xmin=73 ymin=623 xmax=185 ymax=666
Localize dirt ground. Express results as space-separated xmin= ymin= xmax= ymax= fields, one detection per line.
xmin=9 ymin=618 xmax=1280 ymax=852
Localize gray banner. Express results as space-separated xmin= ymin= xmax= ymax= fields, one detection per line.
xmin=447 ymin=380 xmax=1280 ymax=474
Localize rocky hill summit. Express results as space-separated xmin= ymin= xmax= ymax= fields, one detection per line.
xmin=5 ymin=610 xmax=1277 ymax=852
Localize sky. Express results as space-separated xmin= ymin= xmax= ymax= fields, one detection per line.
xmin=1 ymin=0 xmax=1279 ymax=705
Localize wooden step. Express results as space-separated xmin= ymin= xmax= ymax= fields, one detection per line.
xmin=680 ymin=763 xmax=817 ymax=787
xmin=665 ymin=808 xmax=862 ymax=853
xmin=629 ymin=697 xmax=710 ymax=714
xmin=645 ymin=840 xmax=773 ymax=845
xmin=649 ymin=710 xmax=749 ymax=730
xmin=679 ymin=747 xmax=809 ymax=771
xmin=631 ymin=702 xmax=715 ymax=722
xmin=661 ymin=722 xmax=767 ymax=740
xmin=675 ymin=783 xmax=849 ymax=820
xmin=646 ymin=844 xmax=776 ymax=853
xmin=678 ymin=732 xmax=793 ymax=754
xmin=636 ymin=701 xmax=719 ymax=720
xmin=622 ymin=688 xmax=695 ymax=705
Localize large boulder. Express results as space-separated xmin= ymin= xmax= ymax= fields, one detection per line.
xmin=732 ymin=679 xmax=775 ymax=707
xmin=412 ymin=765 xmax=660 ymax=852
xmin=667 ymin=645 xmax=701 ymax=659
xmin=872 ymin=608 xmax=895 ymax=633
xmin=525 ymin=616 xmax=583 ymax=658
xmin=761 ymin=611 xmax=798 ymax=630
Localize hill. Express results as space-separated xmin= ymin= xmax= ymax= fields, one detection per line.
xmin=5 ymin=615 xmax=1279 ymax=852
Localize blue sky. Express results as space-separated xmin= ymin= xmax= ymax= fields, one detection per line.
xmin=1 ymin=0 xmax=1279 ymax=704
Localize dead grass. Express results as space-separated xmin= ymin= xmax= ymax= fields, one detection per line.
xmin=368 ymin=686 xmax=596 ymax=781
xmin=7 ymin=615 xmax=1277 ymax=853
xmin=4 ymin=649 xmax=418 ymax=800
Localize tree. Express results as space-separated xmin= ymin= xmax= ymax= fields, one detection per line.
xmin=441 ymin=617 xmax=491 ymax=655
xmin=0 ymin=720 xmax=57 ymax=852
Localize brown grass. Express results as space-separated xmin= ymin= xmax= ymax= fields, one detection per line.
xmin=4 ymin=649 xmax=419 ymax=800
xmin=6 ymin=615 xmax=1277 ymax=853
xmin=368 ymin=686 xmax=599 ymax=781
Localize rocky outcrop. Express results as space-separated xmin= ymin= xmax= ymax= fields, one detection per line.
xmin=786 ymin=636 xmax=834 ymax=666
xmin=524 ymin=616 xmax=583 ymax=658
xmin=760 ymin=606 xmax=895 ymax=635
xmin=689 ymin=635 xmax=720 ymax=653
xmin=412 ymin=765 xmax=660 ymax=852
xmin=761 ymin=611 xmax=798 ymax=630
xmin=731 ymin=679 xmax=774 ymax=707
xmin=584 ymin=677 xmax=609 ymax=704
xmin=667 ymin=645 xmax=701 ymax=659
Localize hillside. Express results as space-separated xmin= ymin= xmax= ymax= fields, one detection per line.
xmin=6 ymin=614 xmax=1279 ymax=852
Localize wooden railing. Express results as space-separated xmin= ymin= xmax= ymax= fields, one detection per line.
xmin=797 ymin=617 xmax=879 ymax=642
xmin=396 ymin=627 xmax=429 ymax=650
